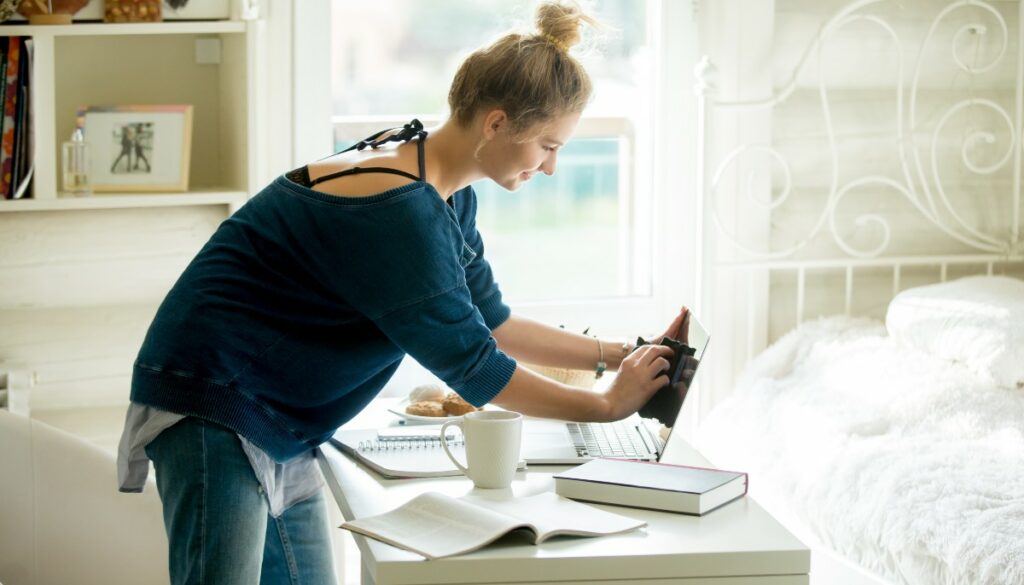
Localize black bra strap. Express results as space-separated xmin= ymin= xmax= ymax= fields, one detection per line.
xmin=308 ymin=165 xmax=421 ymax=187
xmin=417 ymin=137 xmax=426 ymax=181
xmin=310 ymin=119 xmax=428 ymax=187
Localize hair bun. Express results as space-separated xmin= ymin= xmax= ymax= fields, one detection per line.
xmin=535 ymin=0 xmax=596 ymax=51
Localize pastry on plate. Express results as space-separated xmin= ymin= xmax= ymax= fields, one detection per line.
xmin=442 ymin=392 xmax=479 ymax=416
xmin=405 ymin=400 xmax=446 ymax=417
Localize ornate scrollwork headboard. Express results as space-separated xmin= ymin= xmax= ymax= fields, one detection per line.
xmin=693 ymin=0 xmax=1024 ymax=405
xmin=701 ymin=0 xmax=1022 ymax=263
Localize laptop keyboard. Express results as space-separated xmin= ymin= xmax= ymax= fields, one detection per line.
xmin=567 ymin=421 xmax=652 ymax=459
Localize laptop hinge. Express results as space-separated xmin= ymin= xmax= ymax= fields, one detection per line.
xmin=636 ymin=422 xmax=661 ymax=459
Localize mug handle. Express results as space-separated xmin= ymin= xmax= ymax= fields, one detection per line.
xmin=439 ymin=419 xmax=469 ymax=476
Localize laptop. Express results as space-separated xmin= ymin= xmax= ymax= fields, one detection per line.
xmin=521 ymin=312 xmax=710 ymax=464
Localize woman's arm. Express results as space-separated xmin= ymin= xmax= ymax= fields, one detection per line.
xmin=491 ymin=314 xmax=633 ymax=373
xmin=488 ymin=307 xmax=690 ymax=421
xmin=490 ymin=342 xmax=672 ymax=422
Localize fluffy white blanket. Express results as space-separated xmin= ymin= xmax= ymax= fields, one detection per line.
xmin=699 ymin=316 xmax=1024 ymax=585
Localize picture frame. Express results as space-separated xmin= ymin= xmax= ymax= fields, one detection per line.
xmin=76 ymin=104 xmax=193 ymax=192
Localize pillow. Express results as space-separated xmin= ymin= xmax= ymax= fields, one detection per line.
xmin=885 ymin=275 xmax=1024 ymax=389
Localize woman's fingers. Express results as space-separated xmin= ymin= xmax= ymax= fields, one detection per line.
xmin=630 ymin=343 xmax=673 ymax=367
xmin=679 ymin=308 xmax=691 ymax=344
xmin=619 ymin=346 xmax=665 ymax=381
xmin=663 ymin=313 xmax=684 ymax=340
xmin=649 ymin=356 xmax=670 ymax=376
xmin=625 ymin=345 xmax=674 ymax=392
xmin=660 ymin=305 xmax=690 ymax=341
xmin=638 ymin=344 xmax=671 ymax=362
xmin=606 ymin=345 xmax=676 ymax=419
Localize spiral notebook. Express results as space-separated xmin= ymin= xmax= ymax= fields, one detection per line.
xmin=330 ymin=428 xmax=526 ymax=479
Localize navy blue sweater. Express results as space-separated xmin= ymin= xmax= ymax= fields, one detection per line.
xmin=131 ymin=176 xmax=517 ymax=462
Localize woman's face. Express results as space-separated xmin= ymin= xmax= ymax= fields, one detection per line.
xmin=480 ymin=111 xmax=581 ymax=191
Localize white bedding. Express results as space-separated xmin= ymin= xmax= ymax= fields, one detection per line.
xmin=698 ymin=316 xmax=1024 ymax=585
xmin=886 ymin=276 xmax=1024 ymax=389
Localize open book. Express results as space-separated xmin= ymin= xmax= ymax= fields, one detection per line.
xmin=341 ymin=491 xmax=646 ymax=559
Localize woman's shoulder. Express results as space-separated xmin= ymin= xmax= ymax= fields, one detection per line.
xmin=447 ymin=184 xmax=479 ymax=218
xmin=306 ymin=143 xmax=423 ymax=198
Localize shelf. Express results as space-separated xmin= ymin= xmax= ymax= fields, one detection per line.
xmin=0 ymin=190 xmax=248 ymax=212
xmin=0 ymin=21 xmax=246 ymax=37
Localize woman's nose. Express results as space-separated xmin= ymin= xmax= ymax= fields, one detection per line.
xmin=539 ymin=152 xmax=557 ymax=176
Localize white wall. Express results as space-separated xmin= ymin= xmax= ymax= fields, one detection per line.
xmin=0 ymin=206 xmax=228 ymax=411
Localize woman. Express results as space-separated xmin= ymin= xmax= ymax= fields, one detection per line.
xmin=132 ymin=123 xmax=151 ymax=172
xmin=110 ymin=124 xmax=134 ymax=173
xmin=118 ymin=2 xmax=687 ymax=584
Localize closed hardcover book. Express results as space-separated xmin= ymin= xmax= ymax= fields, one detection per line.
xmin=554 ymin=458 xmax=748 ymax=516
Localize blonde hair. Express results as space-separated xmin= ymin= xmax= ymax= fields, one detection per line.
xmin=447 ymin=0 xmax=598 ymax=139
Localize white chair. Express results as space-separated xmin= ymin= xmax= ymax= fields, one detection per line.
xmin=0 ymin=409 xmax=168 ymax=585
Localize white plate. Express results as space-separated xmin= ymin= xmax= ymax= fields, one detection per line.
xmin=387 ymin=398 xmax=479 ymax=424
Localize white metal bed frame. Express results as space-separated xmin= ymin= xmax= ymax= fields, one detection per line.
xmin=697 ymin=0 xmax=1023 ymax=353
xmin=693 ymin=2 xmax=1024 ymax=584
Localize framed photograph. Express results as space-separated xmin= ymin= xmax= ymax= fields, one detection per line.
xmin=76 ymin=105 xmax=193 ymax=192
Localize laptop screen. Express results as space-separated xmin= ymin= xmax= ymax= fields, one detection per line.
xmin=635 ymin=312 xmax=710 ymax=458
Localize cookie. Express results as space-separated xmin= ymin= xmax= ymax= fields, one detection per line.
xmin=405 ymin=400 xmax=446 ymax=417
xmin=442 ymin=392 xmax=478 ymax=416
xmin=408 ymin=383 xmax=446 ymax=403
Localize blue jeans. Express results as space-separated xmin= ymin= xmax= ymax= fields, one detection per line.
xmin=145 ymin=418 xmax=336 ymax=585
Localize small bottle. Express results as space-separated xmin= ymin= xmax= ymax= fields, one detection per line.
xmin=62 ymin=128 xmax=91 ymax=197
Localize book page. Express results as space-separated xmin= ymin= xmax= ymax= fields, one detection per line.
xmin=464 ymin=491 xmax=646 ymax=543
xmin=342 ymin=492 xmax=526 ymax=559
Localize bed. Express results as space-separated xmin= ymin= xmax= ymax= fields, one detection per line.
xmin=692 ymin=1 xmax=1024 ymax=584
xmin=699 ymin=300 xmax=1024 ymax=585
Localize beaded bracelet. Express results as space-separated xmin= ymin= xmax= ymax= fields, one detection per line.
xmin=595 ymin=338 xmax=606 ymax=379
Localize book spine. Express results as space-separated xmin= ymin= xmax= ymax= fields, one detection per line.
xmin=10 ymin=38 xmax=28 ymax=198
xmin=554 ymin=477 xmax=700 ymax=515
xmin=0 ymin=39 xmax=8 ymax=199
xmin=0 ymin=36 xmax=19 ymax=200
xmin=12 ymin=38 xmax=31 ymax=200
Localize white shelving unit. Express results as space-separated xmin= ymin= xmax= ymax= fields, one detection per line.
xmin=2 ymin=18 xmax=264 ymax=209
xmin=0 ymin=21 xmax=246 ymax=36
xmin=0 ymin=189 xmax=248 ymax=212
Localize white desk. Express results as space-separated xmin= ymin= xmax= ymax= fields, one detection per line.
xmin=318 ymin=400 xmax=810 ymax=585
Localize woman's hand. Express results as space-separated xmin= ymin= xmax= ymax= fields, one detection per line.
xmin=601 ymin=343 xmax=674 ymax=421
xmin=656 ymin=305 xmax=691 ymax=343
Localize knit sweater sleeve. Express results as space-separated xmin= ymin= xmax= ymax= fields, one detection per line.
xmin=454 ymin=185 xmax=511 ymax=331
xmin=371 ymin=285 xmax=516 ymax=406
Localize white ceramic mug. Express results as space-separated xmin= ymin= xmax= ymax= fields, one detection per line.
xmin=440 ymin=410 xmax=523 ymax=489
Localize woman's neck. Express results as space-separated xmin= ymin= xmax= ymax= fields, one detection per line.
xmin=423 ymin=120 xmax=485 ymax=198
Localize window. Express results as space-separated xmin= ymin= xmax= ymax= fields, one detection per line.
xmin=329 ymin=0 xmax=655 ymax=305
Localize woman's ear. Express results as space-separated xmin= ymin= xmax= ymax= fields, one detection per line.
xmin=481 ymin=110 xmax=508 ymax=141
